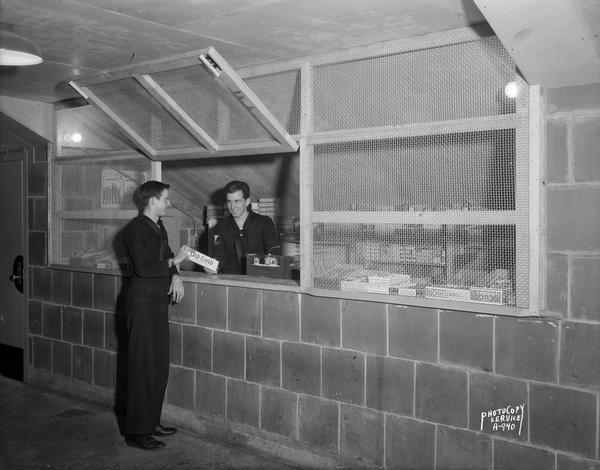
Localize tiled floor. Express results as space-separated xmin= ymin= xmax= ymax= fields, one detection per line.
xmin=0 ymin=375 xmax=301 ymax=470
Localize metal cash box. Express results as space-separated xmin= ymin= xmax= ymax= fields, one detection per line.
xmin=245 ymin=253 xmax=294 ymax=279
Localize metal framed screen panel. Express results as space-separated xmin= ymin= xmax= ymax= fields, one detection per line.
xmin=83 ymin=76 xmax=202 ymax=152
xmin=302 ymin=32 xmax=530 ymax=309
xmin=244 ymin=69 xmax=302 ymax=136
xmin=56 ymin=106 xmax=134 ymax=157
xmin=51 ymin=156 xmax=152 ymax=270
xmin=69 ymin=47 xmax=298 ymax=159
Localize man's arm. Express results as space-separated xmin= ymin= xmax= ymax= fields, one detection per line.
xmin=166 ymin=242 xmax=188 ymax=303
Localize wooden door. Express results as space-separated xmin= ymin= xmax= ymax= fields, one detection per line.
xmin=0 ymin=155 xmax=27 ymax=381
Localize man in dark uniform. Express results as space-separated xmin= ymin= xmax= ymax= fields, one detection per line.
xmin=122 ymin=180 xmax=190 ymax=451
xmin=209 ymin=180 xmax=278 ymax=274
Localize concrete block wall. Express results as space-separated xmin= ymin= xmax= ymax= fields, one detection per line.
xmin=29 ymin=273 xmax=600 ymax=469
xmin=23 ymin=137 xmax=48 ymax=273
xmin=29 ymin=269 xmax=121 ymax=392
xmin=546 ymin=83 xmax=600 ymax=322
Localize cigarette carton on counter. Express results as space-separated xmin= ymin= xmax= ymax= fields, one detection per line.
xmin=394 ymin=287 xmax=418 ymax=297
xmin=340 ymin=280 xmax=371 ymax=293
xmin=469 ymin=287 xmax=504 ymax=305
xmin=188 ymin=249 xmax=219 ymax=271
xmin=424 ymin=286 xmax=470 ymax=301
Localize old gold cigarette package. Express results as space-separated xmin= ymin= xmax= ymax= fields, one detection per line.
xmin=188 ymin=249 xmax=219 ymax=271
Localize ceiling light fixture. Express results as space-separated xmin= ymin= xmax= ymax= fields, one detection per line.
xmin=0 ymin=30 xmax=43 ymax=66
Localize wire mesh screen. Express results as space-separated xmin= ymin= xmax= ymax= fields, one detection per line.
xmin=313 ymin=131 xmax=515 ymax=212
xmin=312 ymin=223 xmax=515 ymax=305
xmin=150 ymin=64 xmax=272 ymax=145
xmin=313 ymin=35 xmax=515 ymax=132
xmin=52 ymin=156 xmax=151 ymax=269
xmin=56 ymin=106 xmax=133 ymax=157
xmin=245 ymin=70 xmax=302 ymax=135
xmin=86 ymin=63 xmax=281 ymax=151
xmin=87 ymin=78 xmax=200 ymax=151
xmin=306 ymin=33 xmax=529 ymax=308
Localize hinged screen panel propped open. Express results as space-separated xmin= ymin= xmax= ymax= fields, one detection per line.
xmin=69 ymin=47 xmax=298 ymax=161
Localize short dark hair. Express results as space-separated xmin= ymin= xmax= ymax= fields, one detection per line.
xmin=134 ymin=180 xmax=170 ymax=210
xmin=224 ymin=180 xmax=250 ymax=199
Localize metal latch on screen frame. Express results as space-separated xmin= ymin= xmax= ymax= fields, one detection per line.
xmin=199 ymin=54 xmax=222 ymax=77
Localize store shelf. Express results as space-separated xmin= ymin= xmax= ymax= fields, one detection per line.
xmin=305 ymin=286 xmax=528 ymax=317
xmin=311 ymin=210 xmax=516 ymax=226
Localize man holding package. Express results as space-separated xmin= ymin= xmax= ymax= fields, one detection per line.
xmin=122 ymin=180 xmax=191 ymax=450
xmin=209 ymin=180 xmax=278 ymax=274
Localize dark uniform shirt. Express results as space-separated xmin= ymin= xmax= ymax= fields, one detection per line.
xmin=211 ymin=210 xmax=278 ymax=274
xmin=123 ymin=215 xmax=178 ymax=288
xmin=121 ymin=215 xmax=178 ymax=435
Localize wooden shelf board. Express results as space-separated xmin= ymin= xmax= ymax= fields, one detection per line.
xmin=311 ymin=210 xmax=516 ymax=226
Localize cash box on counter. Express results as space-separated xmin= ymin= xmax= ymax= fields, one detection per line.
xmin=246 ymin=253 xmax=298 ymax=279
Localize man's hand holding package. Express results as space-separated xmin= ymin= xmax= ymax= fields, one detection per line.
xmin=173 ymin=245 xmax=191 ymax=266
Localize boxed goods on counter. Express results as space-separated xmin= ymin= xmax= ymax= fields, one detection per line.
xmin=425 ymin=286 xmax=471 ymax=301
xmin=339 ymin=272 xmax=418 ymax=296
xmin=469 ymin=287 xmax=504 ymax=305
xmin=340 ymin=279 xmax=372 ymax=293
xmin=68 ymin=249 xmax=119 ymax=269
xmin=188 ymin=249 xmax=219 ymax=272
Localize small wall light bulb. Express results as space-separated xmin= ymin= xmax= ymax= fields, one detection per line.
xmin=62 ymin=132 xmax=82 ymax=144
xmin=504 ymin=81 xmax=518 ymax=99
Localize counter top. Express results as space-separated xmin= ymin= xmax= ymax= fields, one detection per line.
xmin=179 ymin=271 xmax=300 ymax=292
xmin=50 ymin=264 xmax=300 ymax=292
xmin=50 ymin=264 xmax=530 ymax=315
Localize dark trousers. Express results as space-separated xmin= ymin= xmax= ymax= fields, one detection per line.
xmin=125 ymin=282 xmax=170 ymax=435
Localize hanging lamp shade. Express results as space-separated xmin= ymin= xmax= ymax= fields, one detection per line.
xmin=0 ymin=30 xmax=43 ymax=66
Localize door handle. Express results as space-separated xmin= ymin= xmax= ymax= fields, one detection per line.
xmin=10 ymin=255 xmax=24 ymax=294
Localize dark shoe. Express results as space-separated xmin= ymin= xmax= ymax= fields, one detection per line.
xmin=153 ymin=424 xmax=177 ymax=436
xmin=125 ymin=434 xmax=166 ymax=450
